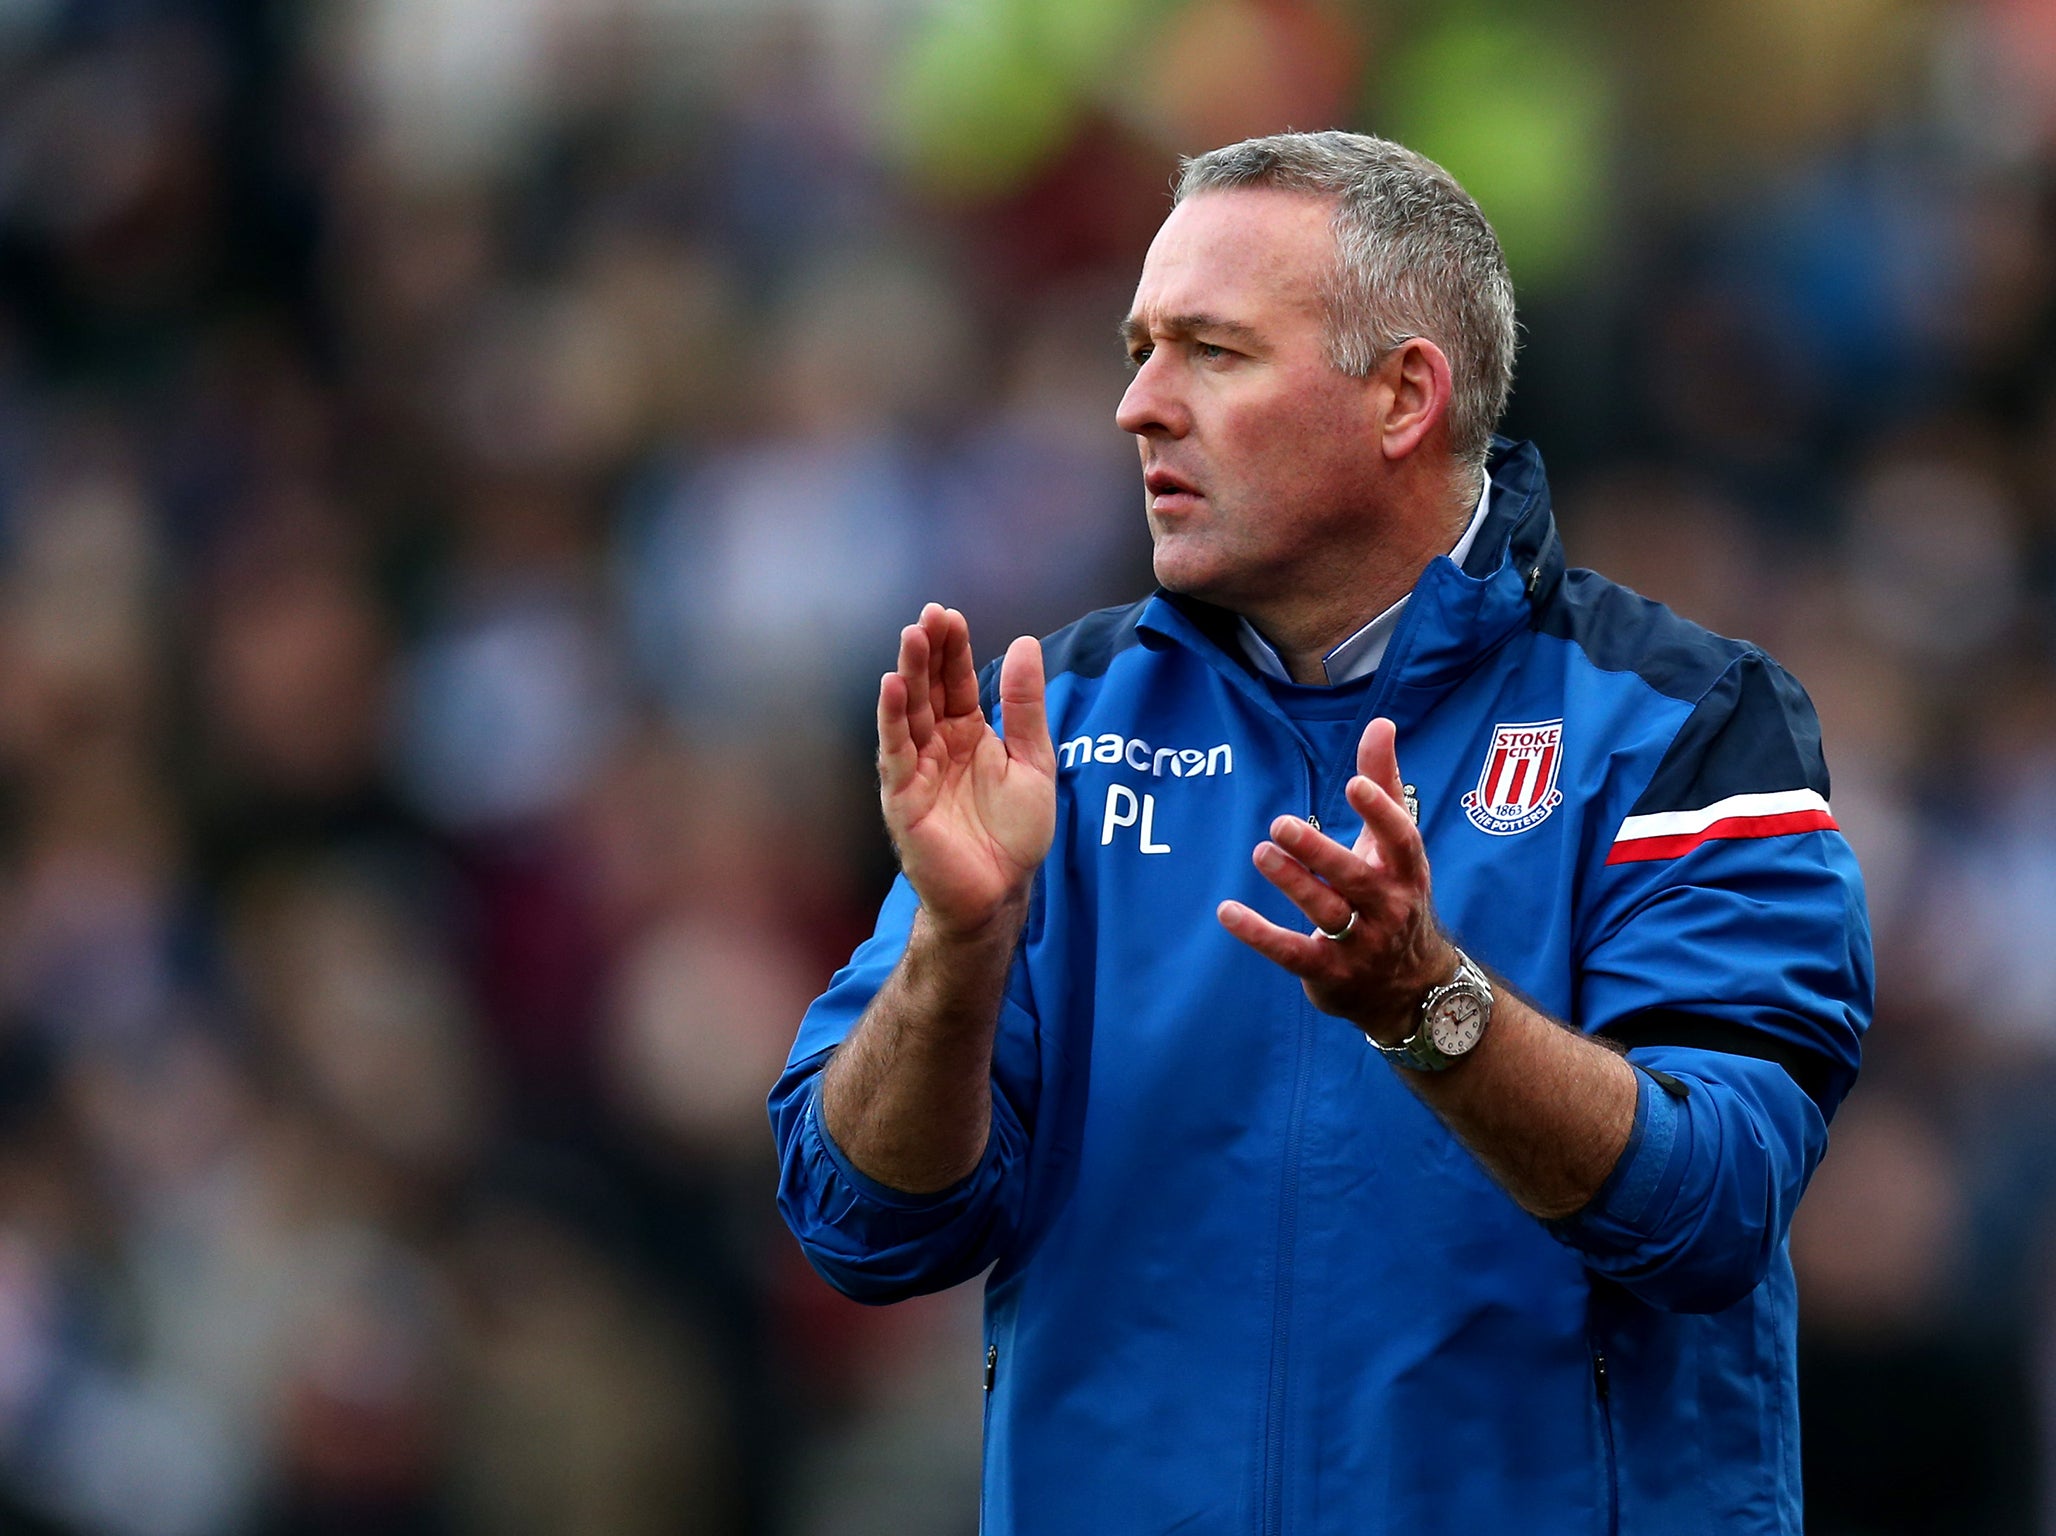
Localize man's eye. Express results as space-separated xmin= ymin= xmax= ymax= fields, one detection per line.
xmin=1195 ymin=342 xmax=1228 ymax=361
xmin=1125 ymin=346 xmax=1152 ymax=370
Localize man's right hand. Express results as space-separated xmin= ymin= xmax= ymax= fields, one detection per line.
xmin=878 ymin=604 xmax=1056 ymax=941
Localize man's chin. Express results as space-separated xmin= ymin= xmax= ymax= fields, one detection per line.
xmin=1151 ymin=541 xmax=1226 ymax=601
xmin=1151 ymin=563 xmax=1214 ymax=602
xmin=1151 ymin=552 xmax=1244 ymax=610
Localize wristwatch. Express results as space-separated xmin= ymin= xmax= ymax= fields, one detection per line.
xmin=1372 ymin=948 xmax=1494 ymax=1072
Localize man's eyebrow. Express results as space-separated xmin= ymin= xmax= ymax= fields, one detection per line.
xmin=1119 ymin=312 xmax=1264 ymax=350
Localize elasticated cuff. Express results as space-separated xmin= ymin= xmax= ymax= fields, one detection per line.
xmin=805 ymin=1089 xmax=994 ymax=1212
xmin=1548 ymin=1064 xmax=1690 ymax=1254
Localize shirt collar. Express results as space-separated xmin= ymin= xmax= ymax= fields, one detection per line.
xmin=1237 ymin=474 xmax=1495 ymax=686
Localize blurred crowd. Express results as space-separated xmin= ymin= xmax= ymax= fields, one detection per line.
xmin=0 ymin=0 xmax=2045 ymax=1532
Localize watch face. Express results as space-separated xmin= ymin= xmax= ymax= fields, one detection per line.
xmin=1427 ymin=988 xmax=1487 ymax=1056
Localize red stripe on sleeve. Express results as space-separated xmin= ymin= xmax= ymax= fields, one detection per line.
xmin=1605 ymin=808 xmax=1840 ymax=865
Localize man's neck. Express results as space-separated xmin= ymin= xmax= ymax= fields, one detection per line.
xmin=1251 ymin=472 xmax=1491 ymax=686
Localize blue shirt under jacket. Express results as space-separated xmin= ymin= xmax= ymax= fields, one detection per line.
xmin=771 ymin=438 xmax=1872 ymax=1536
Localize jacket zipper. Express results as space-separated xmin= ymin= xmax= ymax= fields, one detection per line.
xmin=981 ymin=1342 xmax=998 ymax=1531
xmin=1260 ymin=757 xmax=1322 ymax=1536
xmin=1266 ymin=604 xmax=1430 ymax=1532
xmin=1260 ymin=994 xmax=1316 ymax=1536
xmin=1593 ymin=1348 xmax=1618 ymax=1536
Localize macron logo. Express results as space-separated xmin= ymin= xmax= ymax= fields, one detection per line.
xmin=1059 ymin=732 xmax=1234 ymax=779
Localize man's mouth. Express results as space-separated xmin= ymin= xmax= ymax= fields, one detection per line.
xmin=1145 ymin=468 xmax=1202 ymax=508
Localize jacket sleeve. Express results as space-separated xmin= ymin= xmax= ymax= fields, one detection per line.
xmin=768 ymin=873 xmax=1043 ymax=1305
xmin=1550 ymin=650 xmax=1873 ymax=1313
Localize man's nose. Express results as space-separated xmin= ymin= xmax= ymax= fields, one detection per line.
xmin=1115 ymin=356 xmax=1187 ymax=438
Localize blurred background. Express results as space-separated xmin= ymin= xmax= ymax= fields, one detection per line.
xmin=0 ymin=0 xmax=2040 ymax=1531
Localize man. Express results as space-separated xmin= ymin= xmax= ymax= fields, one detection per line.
xmin=771 ymin=131 xmax=1871 ymax=1535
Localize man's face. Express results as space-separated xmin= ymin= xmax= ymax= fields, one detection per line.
xmin=1118 ymin=188 xmax=1386 ymax=611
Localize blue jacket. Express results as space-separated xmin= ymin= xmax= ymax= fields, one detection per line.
xmin=771 ymin=440 xmax=1872 ymax=1535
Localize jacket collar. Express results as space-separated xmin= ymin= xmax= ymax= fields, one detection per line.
xmin=1133 ymin=437 xmax=1563 ymax=709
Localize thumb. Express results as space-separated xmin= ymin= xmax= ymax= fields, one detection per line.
xmin=999 ymin=636 xmax=1053 ymax=772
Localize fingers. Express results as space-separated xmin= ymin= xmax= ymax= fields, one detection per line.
xmin=924 ymin=605 xmax=948 ymax=724
xmin=1252 ymin=840 xmax=1356 ymax=936
xmin=896 ymin=617 xmax=935 ymax=744
xmin=938 ymin=607 xmax=981 ymax=719
xmin=1344 ymin=774 xmax=1426 ymax=887
xmin=998 ymin=635 xmax=1053 ymax=772
xmin=1217 ymin=900 xmax=1325 ymax=975
xmin=901 ymin=603 xmax=983 ymax=732
xmin=1265 ymin=814 xmax=1386 ymax=910
xmin=877 ymin=670 xmax=916 ymax=789
xmin=888 ymin=604 xmax=1037 ymax=778
xmin=1228 ymin=719 xmax=1439 ymax=1016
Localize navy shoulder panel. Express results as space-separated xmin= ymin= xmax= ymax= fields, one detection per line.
xmin=1538 ymin=567 xmax=1753 ymax=703
xmin=1627 ymin=649 xmax=1828 ymax=817
xmin=977 ymin=598 xmax=1150 ymax=717
xmin=1041 ymin=599 xmax=1151 ymax=684
xmin=1538 ymin=567 xmax=1825 ymax=815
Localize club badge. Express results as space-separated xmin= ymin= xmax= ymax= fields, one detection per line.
xmin=1461 ymin=720 xmax=1565 ymax=836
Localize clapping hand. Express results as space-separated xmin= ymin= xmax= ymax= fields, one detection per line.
xmin=1217 ymin=717 xmax=1456 ymax=1043
xmin=877 ymin=604 xmax=1057 ymax=941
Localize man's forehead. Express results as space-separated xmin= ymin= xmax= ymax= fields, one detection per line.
xmin=1127 ymin=188 xmax=1336 ymax=325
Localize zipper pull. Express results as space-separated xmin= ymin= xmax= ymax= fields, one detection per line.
xmin=1307 ymin=812 xmax=1321 ymax=832
xmin=1592 ymin=1350 xmax=1610 ymax=1401
xmin=984 ymin=1343 xmax=998 ymax=1393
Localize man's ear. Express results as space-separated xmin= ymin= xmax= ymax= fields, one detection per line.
xmin=1375 ymin=338 xmax=1454 ymax=462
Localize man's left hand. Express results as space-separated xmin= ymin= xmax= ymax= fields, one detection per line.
xmin=1217 ymin=717 xmax=1457 ymax=1044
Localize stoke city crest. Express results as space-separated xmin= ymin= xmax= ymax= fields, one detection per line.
xmin=1461 ymin=720 xmax=1565 ymax=835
